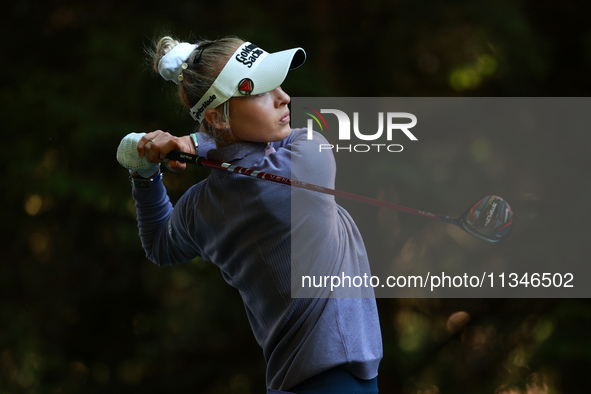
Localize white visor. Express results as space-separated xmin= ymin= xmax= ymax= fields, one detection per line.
xmin=189 ymin=42 xmax=306 ymax=122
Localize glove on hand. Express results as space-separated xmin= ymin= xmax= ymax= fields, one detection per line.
xmin=116 ymin=132 xmax=161 ymax=178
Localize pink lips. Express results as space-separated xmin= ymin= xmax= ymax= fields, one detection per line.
xmin=280 ymin=112 xmax=290 ymax=123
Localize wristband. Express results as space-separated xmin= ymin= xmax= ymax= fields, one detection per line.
xmin=129 ymin=171 xmax=162 ymax=190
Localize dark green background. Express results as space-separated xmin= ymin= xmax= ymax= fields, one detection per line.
xmin=2 ymin=0 xmax=590 ymax=392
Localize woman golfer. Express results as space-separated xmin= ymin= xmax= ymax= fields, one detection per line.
xmin=117 ymin=35 xmax=382 ymax=393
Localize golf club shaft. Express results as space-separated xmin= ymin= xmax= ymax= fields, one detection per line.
xmin=167 ymin=150 xmax=459 ymax=224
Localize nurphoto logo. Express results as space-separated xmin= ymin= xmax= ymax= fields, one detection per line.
xmin=303 ymin=108 xmax=418 ymax=153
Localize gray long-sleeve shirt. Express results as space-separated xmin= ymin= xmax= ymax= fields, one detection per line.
xmin=132 ymin=128 xmax=382 ymax=390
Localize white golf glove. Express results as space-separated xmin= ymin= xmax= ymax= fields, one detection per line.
xmin=116 ymin=132 xmax=161 ymax=178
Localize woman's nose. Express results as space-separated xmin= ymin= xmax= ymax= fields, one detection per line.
xmin=274 ymin=87 xmax=290 ymax=106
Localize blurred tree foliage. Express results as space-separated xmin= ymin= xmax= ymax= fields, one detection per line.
xmin=2 ymin=0 xmax=590 ymax=393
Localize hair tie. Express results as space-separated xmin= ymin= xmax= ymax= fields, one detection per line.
xmin=193 ymin=46 xmax=207 ymax=65
xmin=158 ymin=42 xmax=198 ymax=84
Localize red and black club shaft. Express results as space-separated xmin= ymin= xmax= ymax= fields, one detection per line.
xmin=167 ymin=150 xmax=459 ymax=224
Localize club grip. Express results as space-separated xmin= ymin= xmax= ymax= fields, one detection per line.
xmin=167 ymin=150 xmax=200 ymax=165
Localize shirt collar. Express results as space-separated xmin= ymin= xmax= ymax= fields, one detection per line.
xmin=207 ymin=141 xmax=268 ymax=167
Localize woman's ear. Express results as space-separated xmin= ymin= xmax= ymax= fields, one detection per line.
xmin=203 ymin=108 xmax=229 ymax=130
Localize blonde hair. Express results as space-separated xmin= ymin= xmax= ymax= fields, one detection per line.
xmin=151 ymin=35 xmax=244 ymax=141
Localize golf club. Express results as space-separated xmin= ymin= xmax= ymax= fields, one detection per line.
xmin=167 ymin=150 xmax=513 ymax=242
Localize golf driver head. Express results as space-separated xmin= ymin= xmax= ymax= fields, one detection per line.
xmin=459 ymin=195 xmax=513 ymax=242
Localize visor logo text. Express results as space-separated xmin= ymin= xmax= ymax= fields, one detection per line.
xmin=236 ymin=43 xmax=264 ymax=68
